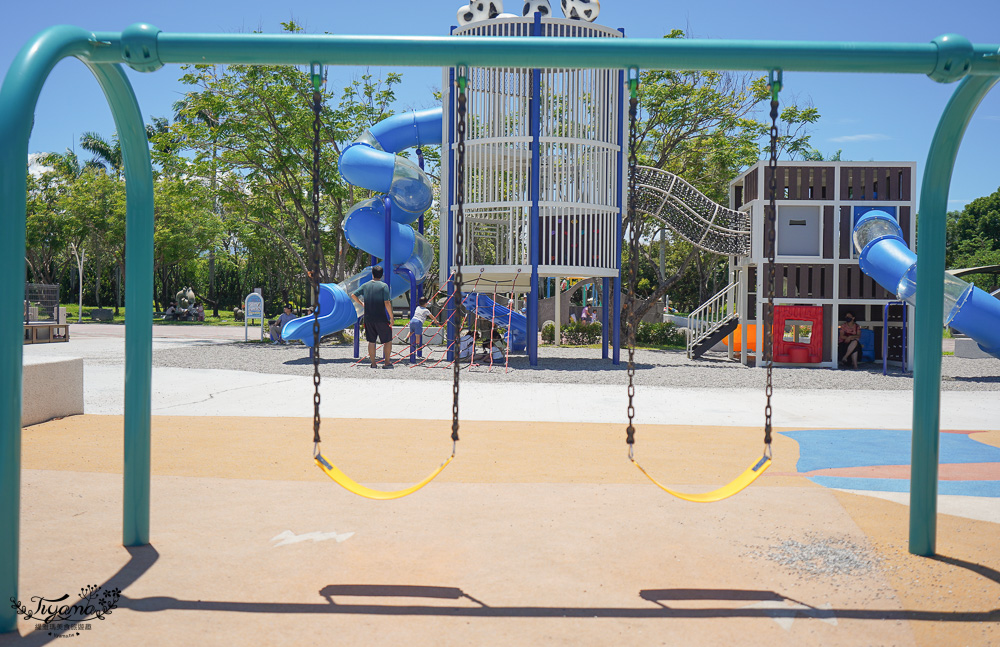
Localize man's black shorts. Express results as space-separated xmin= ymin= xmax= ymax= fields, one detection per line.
xmin=365 ymin=320 xmax=392 ymax=344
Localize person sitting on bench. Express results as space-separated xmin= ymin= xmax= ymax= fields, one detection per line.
xmin=838 ymin=311 xmax=862 ymax=369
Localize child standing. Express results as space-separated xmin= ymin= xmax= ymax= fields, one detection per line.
xmin=408 ymin=297 xmax=437 ymax=348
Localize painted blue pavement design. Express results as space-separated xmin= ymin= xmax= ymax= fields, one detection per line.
xmin=809 ymin=476 xmax=1000 ymax=497
xmin=781 ymin=429 xmax=1000 ymax=498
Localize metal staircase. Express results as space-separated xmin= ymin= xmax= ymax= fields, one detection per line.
xmin=686 ymin=280 xmax=740 ymax=360
xmin=629 ymin=165 xmax=751 ymax=361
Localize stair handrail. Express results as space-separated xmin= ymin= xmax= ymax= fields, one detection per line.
xmin=686 ymin=280 xmax=739 ymax=358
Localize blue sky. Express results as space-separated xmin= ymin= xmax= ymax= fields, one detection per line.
xmin=2 ymin=0 xmax=998 ymax=210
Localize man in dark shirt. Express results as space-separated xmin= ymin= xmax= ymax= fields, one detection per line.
xmin=350 ymin=266 xmax=394 ymax=368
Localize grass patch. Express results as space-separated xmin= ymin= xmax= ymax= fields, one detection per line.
xmin=61 ymin=304 xmax=255 ymax=326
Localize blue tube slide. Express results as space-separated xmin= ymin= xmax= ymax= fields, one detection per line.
xmin=853 ymin=210 xmax=1000 ymax=359
xmin=282 ymin=107 xmax=443 ymax=344
xmin=462 ymin=293 xmax=528 ymax=352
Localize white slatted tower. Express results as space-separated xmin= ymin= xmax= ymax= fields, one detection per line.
xmin=440 ymin=17 xmax=624 ymax=288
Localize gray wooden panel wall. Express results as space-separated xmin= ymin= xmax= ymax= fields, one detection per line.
xmin=839 ymin=166 xmax=912 ymax=201
xmin=764 ymin=165 xmax=835 ymax=200
xmin=762 ymin=263 xmax=834 ymax=299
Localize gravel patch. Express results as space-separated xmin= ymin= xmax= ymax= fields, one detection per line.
xmin=746 ymin=534 xmax=882 ymax=577
xmin=148 ymin=341 xmax=1000 ymax=391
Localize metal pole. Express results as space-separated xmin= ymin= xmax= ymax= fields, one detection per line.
xmin=446 ymin=65 xmax=456 ymax=361
xmin=83 ymin=61 xmax=157 ymax=548
xmin=384 ymin=195 xmax=392 ymax=300
xmin=401 ymin=267 xmax=418 ymax=363
xmin=527 ymin=12 xmax=542 ymax=366
xmin=554 ymin=275 xmax=561 ymax=347
xmin=602 ymin=277 xmax=609 ymax=359
xmin=1 ymin=26 xmax=158 ymax=632
xmin=612 ymin=66 xmax=625 ymax=365
xmin=909 ymin=73 xmax=998 ymax=556
xmin=416 ymin=147 xmax=426 ymax=359
xmin=134 ymin=32 xmax=1000 ymax=78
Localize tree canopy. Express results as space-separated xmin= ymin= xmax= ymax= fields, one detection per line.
xmin=947 ymin=186 xmax=1000 ymax=291
xmin=23 ymin=24 xmax=824 ymax=323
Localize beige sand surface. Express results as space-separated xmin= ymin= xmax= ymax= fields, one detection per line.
xmin=6 ymin=415 xmax=996 ymax=646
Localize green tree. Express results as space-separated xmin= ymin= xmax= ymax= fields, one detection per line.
xmin=624 ymin=30 xmax=821 ymax=326
xmin=172 ymin=22 xmax=409 ymax=303
xmin=59 ymin=167 xmax=126 ymax=309
xmin=947 ymin=186 xmax=1000 ymax=291
xmin=79 ymin=131 xmax=123 ymax=177
xmin=152 ymin=174 xmax=220 ymax=310
xmin=25 ymin=170 xmax=69 ymax=286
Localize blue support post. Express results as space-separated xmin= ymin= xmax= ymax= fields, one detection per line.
xmin=602 ymin=277 xmax=610 ymax=359
xmin=527 ymin=11 xmax=542 ymax=366
xmin=612 ymin=66 xmax=625 ymax=365
xmin=383 ymin=196 xmax=394 ymax=361
xmin=416 ymin=147 xmax=426 ymax=358
xmin=383 ymin=196 xmax=393 ymax=287
xmin=356 ymin=253 xmax=377 ymax=359
xmin=399 ymin=267 xmax=418 ymax=363
xmin=446 ymin=65 xmax=456 ymax=361
xmin=902 ymin=304 xmax=907 ymax=374
xmin=353 ymin=319 xmax=360 ymax=358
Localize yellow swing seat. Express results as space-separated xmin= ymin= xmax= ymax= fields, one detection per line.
xmin=315 ymin=451 xmax=454 ymax=500
xmin=630 ymin=453 xmax=772 ymax=503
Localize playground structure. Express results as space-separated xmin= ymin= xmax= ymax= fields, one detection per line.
xmin=682 ymin=161 xmax=920 ymax=369
xmin=440 ymin=16 xmax=627 ymax=366
xmin=2 ymin=16 xmax=1000 ymax=634
xmin=280 ymin=108 xmax=439 ymax=348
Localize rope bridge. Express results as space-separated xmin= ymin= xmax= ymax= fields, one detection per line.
xmin=633 ymin=166 xmax=751 ymax=257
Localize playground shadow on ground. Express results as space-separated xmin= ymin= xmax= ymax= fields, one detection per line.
xmin=6 ymin=547 xmax=999 ymax=645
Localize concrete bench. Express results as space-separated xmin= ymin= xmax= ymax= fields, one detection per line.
xmin=954 ymin=335 xmax=997 ymax=359
xmin=24 ymin=323 xmax=70 ymax=344
xmin=22 ymin=356 xmax=84 ymax=426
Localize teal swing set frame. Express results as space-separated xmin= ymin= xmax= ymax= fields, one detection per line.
xmin=1 ymin=23 xmax=998 ymax=633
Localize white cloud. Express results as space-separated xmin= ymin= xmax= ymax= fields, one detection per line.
xmin=829 ymin=133 xmax=891 ymax=143
xmin=27 ymin=153 xmax=54 ymax=178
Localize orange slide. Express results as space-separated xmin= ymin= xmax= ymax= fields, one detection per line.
xmin=721 ymin=324 xmax=756 ymax=352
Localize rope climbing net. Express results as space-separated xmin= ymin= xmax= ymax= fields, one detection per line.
xmin=348 ymin=271 xmax=522 ymax=374
xmin=632 ymin=166 xmax=752 ymax=257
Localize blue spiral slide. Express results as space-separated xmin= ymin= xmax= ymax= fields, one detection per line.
xmin=853 ymin=210 xmax=1000 ymax=359
xmin=281 ymin=108 xmax=442 ymax=343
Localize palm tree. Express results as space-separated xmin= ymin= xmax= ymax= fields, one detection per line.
xmin=174 ymin=94 xmax=224 ymax=317
xmin=79 ymin=131 xmax=123 ymax=177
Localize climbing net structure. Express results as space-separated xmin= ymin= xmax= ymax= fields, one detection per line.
xmin=350 ymin=272 xmax=520 ymax=373
xmin=633 ymin=165 xmax=752 ymax=257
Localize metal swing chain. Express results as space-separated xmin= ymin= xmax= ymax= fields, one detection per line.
xmin=625 ymin=69 xmax=639 ymax=458
xmin=764 ymin=70 xmax=781 ymax=452
xmin=310 ymin=63 xmax=323 ymax=448
xmin=452 ymin=68 xmax=468 ymax=448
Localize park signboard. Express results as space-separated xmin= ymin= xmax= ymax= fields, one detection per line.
xmin=244 ymin=292 xmax=264 ymax=341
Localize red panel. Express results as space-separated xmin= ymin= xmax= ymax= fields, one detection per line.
xmin=773 ymin=305 xmax=824 ymax=363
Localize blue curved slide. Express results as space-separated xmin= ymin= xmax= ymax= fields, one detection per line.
xmin=462 ymin=293 xmax=528 ymax=352
xmin=853 ymin=210 xmax=1000 ymax=358
xmin=282 ymin=108 xmax=442 ymax=343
